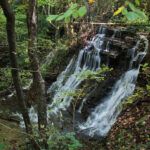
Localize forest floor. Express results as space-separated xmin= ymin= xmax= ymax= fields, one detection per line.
xmin=0 ymin=25 xmax=149 ymax=150
xmin=81 ymin=99 xmax=150 ymax=150
xmin=0 ymin=100 xmax=149 ymax=150
xmin=0 ymin=119 xmax=26 ymax=150
xmin=107 ymin=100 xmax=150 ymax=150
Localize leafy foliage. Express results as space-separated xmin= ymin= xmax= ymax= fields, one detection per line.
xmin=47 ymin=3 xmax=87 ymax=23
xmin=0 ymin=143 xmax=5 ymax=150
xmin=0 ymin=69 xmax=11 ymax=90
xmin=114 ymin=0 xmax=148 ymax=23
xmin=124 ymin=87 xmax=145 ymax=105
xmin=0 ymin=10 xmax=7 ymax=43
xmin=41 ymin=40 xmax=69 ymax=76
xmin=47 ymin=127 xmax=82 ymax=150
xmin=77 ymin=65 xmax=113 ymax=82
xmin=38 ymin=0 xmax=58 ymax=7
xmin=88 ymin=0 xmax=95 ymax=5
xmin=0 ymin=0 xmax=150 ymax=149
xmin=123 ymin=63 xmax=150 ymax=107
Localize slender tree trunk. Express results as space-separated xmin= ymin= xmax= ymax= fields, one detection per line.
xmin=0 ymin=1 xmax=40 ymax=149
xmin=0 ymin=0 xmax=32 ymax=134
xmin=27 ymin=0 xmax=47 ymax=147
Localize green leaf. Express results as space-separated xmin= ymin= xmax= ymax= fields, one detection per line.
xmin=64 ymin=9 xmax=73 ymax=18
xmin=125 ymin=11 xmax=139 ymax=21
xmin=128 ymin=2 xmax=136 ymax=11
xmin=125 ymin=0 xmax=129 ymax=5
xmin=70 ymin=3 xmax=78 ymax=10
xmin=47 ymin=15 xmax=58 ymax=22
xmin=78 ymin=6 xmax=87 ymax=17
xmin=122 ymin=8 xmax=128 ymax=15
xmin=72 ymin=11 xmax=79 ymax=19
xmin=134 ymin=9 xmax=148 ymax=21
xmin=0 ymin=144 xmax=5 ymax=150
xmin=65 ymin=17 xmax=70 ymax=23
xmin=114 ymin=6 xmax=125 ymax=16
xmin=135 ymin=0 xmax=140 ymax=6
xmin=128 ymin=1 xmax=148 ymax=21
xmin=56 ymin=14 xmax=65 ymax=21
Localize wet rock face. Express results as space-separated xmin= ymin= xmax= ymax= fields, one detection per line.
xmin=46 ymin=26 xmax=147 ymax=136
xmin=73 ymin=26 xmax=145 ymax=120
xmin=44 ymin=44 xmax=82 ymax=88
xmin=97 ymin=27 xmax=139 ymax=70
xmin=80 ymin=70 xmax=124 ymax=119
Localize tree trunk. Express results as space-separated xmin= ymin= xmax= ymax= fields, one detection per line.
xmin=0 ymin=0 xmax=32 ymax=134
xmin=27 ymin=0 xmax=47 ymax=147
xmin=0 ymin=1 xmax=40 ymax=149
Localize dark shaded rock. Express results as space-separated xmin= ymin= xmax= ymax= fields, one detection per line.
xmin=79 ymin=70 xmax=124 ymax=119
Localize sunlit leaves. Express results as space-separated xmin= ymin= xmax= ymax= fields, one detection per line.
xmin=128 ymin=1 xmax=137 ymax=11
xmin=72 ymin=11 xmax=79 ymax=19
xmin=56 ymin=14 xmax=65 ymax=21
xmin=38 ymin=0 xmax=57 ymax=7
xmin=113 ymin=1 xmax=148 ymax=23
xmin=126 ymin=12 xmax=139 ymax=21
xmin=47 ymin=15 xmax=58 ymax=22
xmin=77 ymin=66 xmax=112 ymax=82
xmin=47 ymin=3 xmax=87 ymax=23
xmin=78 ymin=6 xmax=87 ymax=17
xmin=0 ymin=143 xmax=5 ymax=150
xmin=88 ymin=0 xmax=95 ymax=5
xmin=48 ymin=132 xmax=82 ymax=150
xmin=114 ymin=6 xmax=125 ymax=16
xmin=70 ymin=3 xmax=78 ymax=10
xmin=135 ymin=0 xmax=141 ymax=6
xmin=64 ymin=9 xmax=73 ymax=18
xmin=122 ymin=8 xmax=128 ymax=15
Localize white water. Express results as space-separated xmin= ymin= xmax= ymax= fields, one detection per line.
xmin=16 ymin=28 xmax=148 ymax=138
xmin=79 ymin=69 xmax=139 ymax=136
xmin=47 ymin=27 xmax=107 ymax=114
xmin=79 ymin=35 xmax=148 ymax=137
xmin=15 ymin=27 xmax=108 ymax=127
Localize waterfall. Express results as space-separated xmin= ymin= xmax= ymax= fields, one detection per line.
xmin=79 ymin=35 xmax=148 ymax=137
xmin=47 ymin=27 xmax=107 ymax=114
xmin=16 ymin=26 xmax=148 ymax=138
xmin=79 ymin=69 xmax=139 ymax=137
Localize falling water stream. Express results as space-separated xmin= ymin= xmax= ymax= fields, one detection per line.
xmin=79 ymin=35 xmax=148 ymax=137
xmin=17 ymin=27 xmax=148 ymax=137
xmin=47 ymin=27 xmax=107 ymax=114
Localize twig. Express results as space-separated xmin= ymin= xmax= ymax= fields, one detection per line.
xmin=73 ymin=21 xmax=150 ymax=26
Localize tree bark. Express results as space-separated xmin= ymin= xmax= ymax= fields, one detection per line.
xmin=0 ymin=1 xmax=40 ymax=149
xmin=0 ymin=0 xmax=32 ymax=134
xmin=27 ymin=0 xmax=47 ymax=146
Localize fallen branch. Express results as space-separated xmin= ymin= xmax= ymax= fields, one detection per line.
xmin=73 ymin=21 xmax=150 ymax=27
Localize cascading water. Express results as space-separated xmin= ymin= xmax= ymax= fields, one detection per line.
xmin=47 ymin=27 xmax=108 ymax=114
xmin=79 ymin=35 xmax=148 ymax=137
xmin=16 ymin=26 xmax=148 ymax=139
xmin=15 ymin=26 xmax=108 ymax=126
